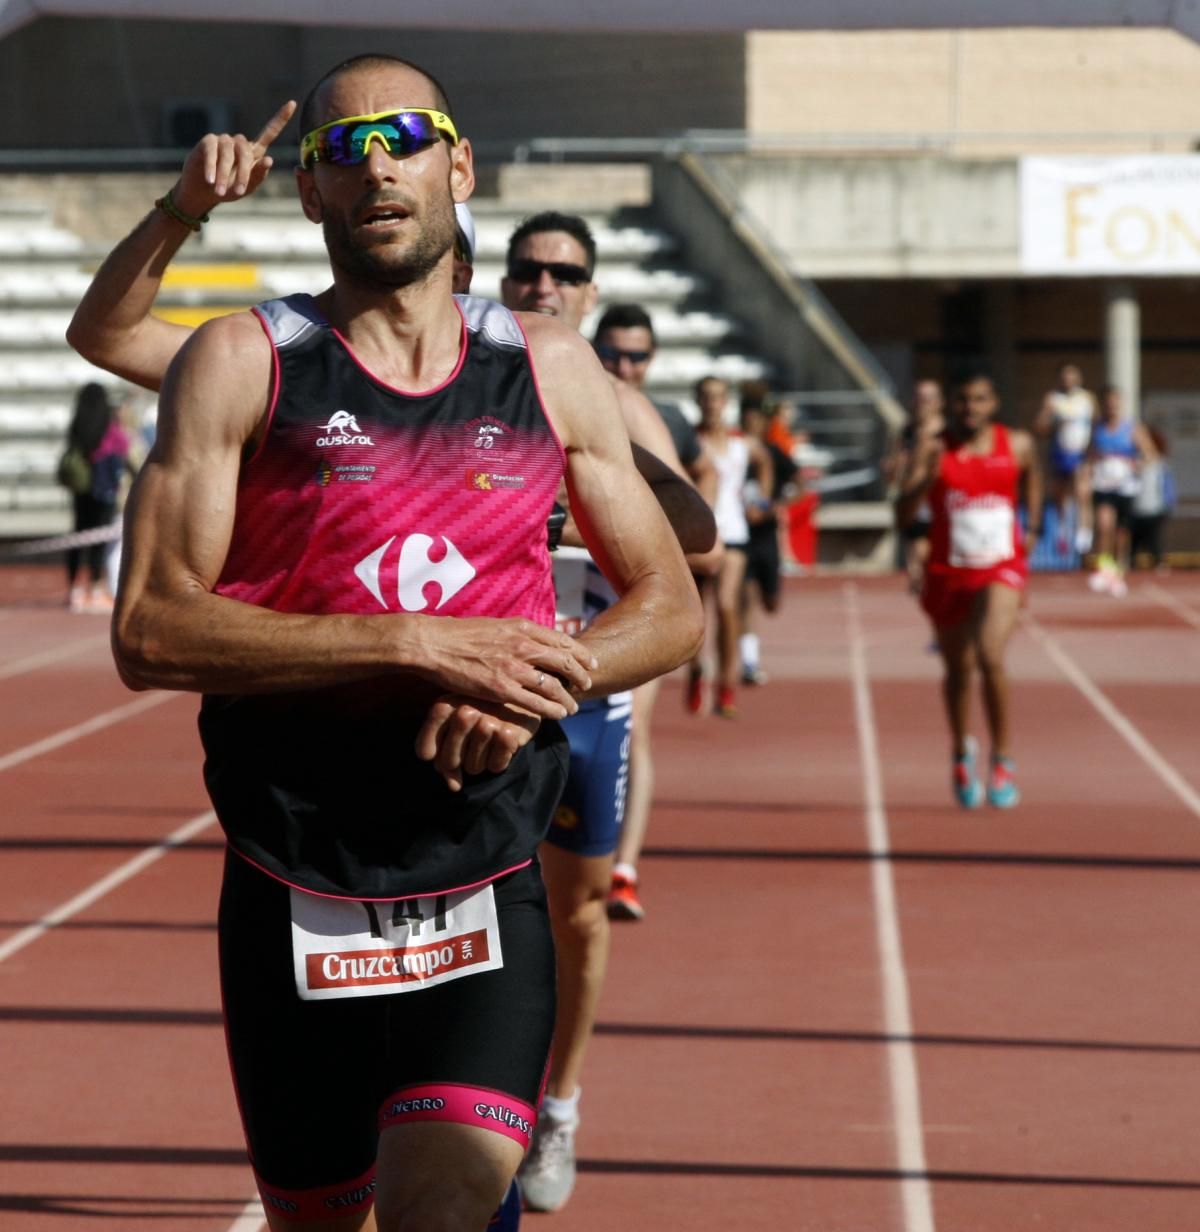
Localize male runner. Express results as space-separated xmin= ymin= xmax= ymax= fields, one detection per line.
xmin=738 ymin=389 xmax=798 ymax=684
xmin=686 ymin=375 xmax=773 ymax=718
xmin=497 ymin=212 xmax=714 ymax=1211
xmin=897 ymin=369 xmax=1042 ymax=810
xmin=590 ymin=302 xmax=719 ymax=921
xmin=1085 ymin=384 xmax=1158 ymax=597
xmin=891 ymin=378 xmax=946 ymax=593
xmin=80 ymin=54 xmax=704 ymax=1232
xmin=1035 ymin=362 xmax=1096 ymax=555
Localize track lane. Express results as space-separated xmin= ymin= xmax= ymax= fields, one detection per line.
xmin=859 ymin=574 xmax=1200 ymax=1231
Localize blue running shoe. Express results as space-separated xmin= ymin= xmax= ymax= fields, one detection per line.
xmin=987 ymin=757 xmax=1020 ymax=809
xmin=488 ymin=1178 xmax=522 ymax=1230
xmin=953 ymin=737 xmax=983 ymax=809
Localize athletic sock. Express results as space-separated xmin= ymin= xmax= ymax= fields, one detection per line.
xmin=541 ymin=1089 xmax=580 ymax=1124
xmin=739 ymin=632 xmax=760 ymax=672
xmin=612 ymin=862 xmax=637 ymax=883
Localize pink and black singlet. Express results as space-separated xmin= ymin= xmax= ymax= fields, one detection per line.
xmin=199 ymin=293 xmax=569 ymax=901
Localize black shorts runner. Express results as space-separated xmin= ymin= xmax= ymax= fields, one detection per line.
xmin=218 ymin=849 xmax=556 ymax=1222
xmin=743 ymin=524 xmax=782 ymax=606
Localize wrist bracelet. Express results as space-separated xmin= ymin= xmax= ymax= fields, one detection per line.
xmin=155 ymin=187 xmax=209 ymax=232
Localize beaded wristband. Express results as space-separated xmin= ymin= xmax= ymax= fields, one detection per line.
xmin=155 ymin=187 xmax=209 ymax=232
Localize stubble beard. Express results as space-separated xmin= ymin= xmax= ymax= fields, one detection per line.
xmin=323 ymin=189 xmax=458 ymax=291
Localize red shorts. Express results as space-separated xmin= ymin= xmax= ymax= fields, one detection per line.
xmin=921 ymin=559 xmax=1027 ymax=629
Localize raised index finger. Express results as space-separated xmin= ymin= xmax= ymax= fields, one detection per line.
xmin=252 ymin=100 xmax=297 ymax=156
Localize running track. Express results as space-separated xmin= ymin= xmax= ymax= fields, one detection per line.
xmin=2 ymin=564 xmax=1199 ymax=1231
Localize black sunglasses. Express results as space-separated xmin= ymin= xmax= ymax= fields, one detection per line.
xmin=505 ymin=258 xmax=591 ymax=287
xmin=595 ymin=344 xmax=653 ymax=365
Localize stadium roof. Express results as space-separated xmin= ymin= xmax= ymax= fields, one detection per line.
xmin=1 ymin=0 xmax=1199 ymax=41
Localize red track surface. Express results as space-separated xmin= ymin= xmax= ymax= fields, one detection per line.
xmin=2 ymin=563 xmax=1199 ymax=1231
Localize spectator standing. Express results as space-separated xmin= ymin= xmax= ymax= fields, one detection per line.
xmin=1131 ymin=426 xmax=1175 ymax=571
xmin=62 ymin=382 xmax=133 ymax=614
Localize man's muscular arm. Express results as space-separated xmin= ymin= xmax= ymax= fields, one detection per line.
xmin=67 ymin=102 xmax=296 ymax=392
xmin=526 ymin=318 xmax=704 ymax=697
xmin=615 ymin=380 xmax=717 ymax=557
xmin=1011 ymin=429 xmax=1044 ymax=552
xmin=113 ymin=312 xmax=594 ymax=720
xmin=895 ymin=428 xmax=943 ymax=529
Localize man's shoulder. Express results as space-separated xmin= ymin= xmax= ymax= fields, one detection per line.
xmin=185 ymin=308 xmax=272 ymax=367
xmin=649 ymin=396 xmax=688 ymax=424
xmin=517 ymin=310 xmax=584 ymax=346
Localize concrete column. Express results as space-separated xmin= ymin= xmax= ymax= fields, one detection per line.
xmin=1104 ymin=280 xmax=1140 ymax=419
xmin=983 ymin=281 xmax=1017 ymax=421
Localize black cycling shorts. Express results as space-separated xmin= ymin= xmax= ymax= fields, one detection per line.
xmin=743 ymin=526 xmax=782 ymax=606
xmin=218 ymin=848 xmax=556 ymax=1222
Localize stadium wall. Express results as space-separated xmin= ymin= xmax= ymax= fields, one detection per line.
xmin=0 ymin=17 xmax=745 ymax=153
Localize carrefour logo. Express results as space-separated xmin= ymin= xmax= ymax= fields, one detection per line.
xmin=354 ymin=533 xmax=476 ymax=612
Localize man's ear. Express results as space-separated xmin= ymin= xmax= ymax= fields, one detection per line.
xmin=295 ymin=167 xmax=323 ymax=224
xmin=450 ymin=137 xmax=476 ymax=204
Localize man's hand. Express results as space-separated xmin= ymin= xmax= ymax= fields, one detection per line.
xmin=415 ymin=616 xmax=597 ymax=720
xmin=415 ymin=696 xmax=542 ymax=792
xmin=173 ymin=100 xmax=297 ymax=217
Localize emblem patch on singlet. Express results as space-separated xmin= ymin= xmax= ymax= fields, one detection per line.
xmin=290 ymin=883 xmax=503 ymax=1001
xmin=467 ymin=469 xmax=526 ymax=491
xmin=316 ymin=461 xmax=376 ymax=487
xmin=354 ymin=533 xmax=477 ymax=611
xmin=316 ymin=410 xmax=376 ymax=448
xmin=466 ymin=416 xmax=508 ymax=451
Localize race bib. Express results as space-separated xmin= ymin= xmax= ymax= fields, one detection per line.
xmin=1057 ymin=417 xmax=1091 ymax=456
xmin=1092 ymin=455 xmax=1134 ymax=494
xmin=949 ymin=503 xmax=1014 ymax=569
xmin=290 ymin=883 xmax=503 ymax=1001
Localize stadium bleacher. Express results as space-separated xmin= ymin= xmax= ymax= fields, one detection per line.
xmin=0 ymin=193 xmax=778 ymax=538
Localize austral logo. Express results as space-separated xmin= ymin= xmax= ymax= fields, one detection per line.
xmin=317 ymin=410 xmax=375 ymax=448
xmin=354 ymin=533 xmax=476 ymax=612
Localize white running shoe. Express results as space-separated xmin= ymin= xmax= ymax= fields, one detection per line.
xmin=519 ymin=1112 xmax=578 ymax=1212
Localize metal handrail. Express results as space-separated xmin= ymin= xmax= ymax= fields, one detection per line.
xmin=513 ymin=129 xmax=1200 ymax=161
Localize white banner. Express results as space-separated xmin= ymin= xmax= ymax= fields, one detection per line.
xmin=1020 ymin=156 xmax=1200 ymax=275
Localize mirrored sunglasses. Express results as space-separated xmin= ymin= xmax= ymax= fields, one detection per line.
xmin=505 ymin=259 xmax=591 ymax=287
xmin=595 ymin=343 xmax=653 ymax=365
xmin=300 ymin=108 xmax=458 ymax=169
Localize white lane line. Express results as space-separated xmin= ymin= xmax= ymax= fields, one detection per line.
xmin=0 ymin=690 xmax=176 ymax=774
xmin=0 ymin=809 xmax=217 ymax=966
xmin=0 ymin=635 xmax=110 ymax=682
xmin=844 ymin=583 xmax=936 ymax=1232
xmin=1023 ymin=613 xmax=1200 ymax=820
xmin=1143 ymin=582 xmax=1200 ymax=631
xmin=225 ymin=1196 xmax=265 ymax=1232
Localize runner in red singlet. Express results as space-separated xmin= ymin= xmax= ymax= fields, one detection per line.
xmin=897 ymin=370 xmax=1043 ymax=809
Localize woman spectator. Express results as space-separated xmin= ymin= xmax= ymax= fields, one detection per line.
xmin=1131 ymin=426 xmax=1175 ymax=572
xmin=63 ymin=382 xmax=133 ymax=613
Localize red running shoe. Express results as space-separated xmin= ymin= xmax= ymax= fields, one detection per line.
xmin=606 ymin=872 xmax=645 ymax=921
xmin=716 ymin=685 xmax=737 ymax=718
xmin=685 ymin=669 xmax=705 ymax=715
